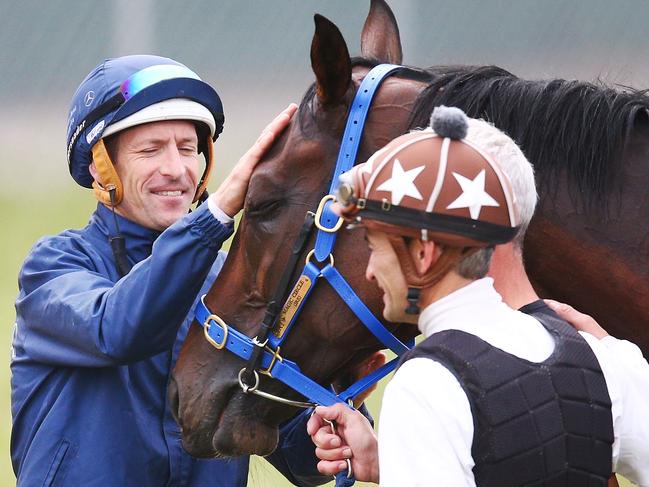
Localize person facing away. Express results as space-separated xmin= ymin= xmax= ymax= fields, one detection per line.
xmin=10 ymin=54 xmax=328 ymax=486
xmin=308 ymin=106 xmax=649 ymax=486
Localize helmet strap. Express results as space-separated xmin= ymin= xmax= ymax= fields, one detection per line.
xmin=91 ymin=139 xmax=124 ymax=206
xmin=405 ymin=287 xmax=421 ymax=315
xmin=89 ymin=139 xmax=130 ymax=277
xmin=387 ymin=235 xmax=472 ymax=314
xmin=389 ymin=235 xmax=465 ymax=288
xmin=193 ymin=137 xmax=214 ymax=204
xmin=107 ymin=188 xmax=132 ymax=278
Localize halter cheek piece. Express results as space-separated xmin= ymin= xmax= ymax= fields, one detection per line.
xmin=195 ymin=65 xmax=414 ymax=485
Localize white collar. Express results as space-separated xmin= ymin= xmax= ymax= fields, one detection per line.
xmin=417 ymin=277 xmax=506 ymax=338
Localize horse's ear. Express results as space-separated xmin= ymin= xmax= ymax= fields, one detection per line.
xmin=311 ymin=14 xmax=352 ymax=106
xmin=361 ymin=0 xmax=403 ymax=64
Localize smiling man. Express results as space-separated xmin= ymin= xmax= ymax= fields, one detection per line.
xmin=99 ymin=119 xmax=204 ymax=231
xmin=9 ymin=55 xmax=327 ymax=487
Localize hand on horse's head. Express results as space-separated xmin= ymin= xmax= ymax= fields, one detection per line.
xmin=210 ymin=103 xmax=298 ymax=217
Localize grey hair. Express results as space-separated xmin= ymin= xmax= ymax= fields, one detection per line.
xmin=456 ymin=246 xmax=495 ymax=279
xmin=464 ymin=118 xmax=537 ymax=249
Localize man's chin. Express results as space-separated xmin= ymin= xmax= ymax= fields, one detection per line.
xmin=147 ymin=207 xmax=193 ymax=231
xmin=384 ymin=303 xmax=419 ymax=324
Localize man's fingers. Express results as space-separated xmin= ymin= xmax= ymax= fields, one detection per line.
xmin=247 ymin=103 xmax=297 ymax=157
xmin=306 ymin=411 xmax=324 ymax=436
xmin=317 ymin=460 xmax=350 ymax=476
xmin=544 ymin=299 xmax=608 ymax=338
xmin=264 ymin=103 xmax=298 ymax=135
xmin=314 ymin=404 xmax=348 ymax=424
xmin=545 ymin=299 xmax=591 ymax=327
xmin=315 ymin=446 xmax=352 ymax=462
xmin=312 ymin=427 xmax=341 ymax=449
xmin=237 ymin=103 xmax=298 ymax=167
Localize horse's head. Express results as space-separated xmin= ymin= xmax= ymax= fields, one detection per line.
xmin=170 ymin=0 xmax=425 ymax=458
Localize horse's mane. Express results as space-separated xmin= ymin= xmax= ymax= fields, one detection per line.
xmin=408 ymin=64 xmax=649 ymax=206
xmin=298 ymin=58 xmax=649 ymax=207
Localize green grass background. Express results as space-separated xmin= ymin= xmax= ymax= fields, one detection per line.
xmin=0 ymin=190 xmax=634 ymax=486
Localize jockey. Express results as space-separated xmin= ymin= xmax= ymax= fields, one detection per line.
xmin=308 ymin=106 xmax=649 ymax=486
xmin=10 ymin=54 xmax=327 ymax=486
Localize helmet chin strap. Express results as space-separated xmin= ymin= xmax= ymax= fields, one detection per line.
xmin=405 ymin=287 xmax=421 ymax=315
xmin=91 ymin=139 xmax=123 ymax=206
xmin=193 ymin=138 xmax=214 ymax=204
xmin=387 ymin=235 xmax=472 ymax=316
xmin=107 ymin=187 xmax=132 ymax=278
xmin=89 ymin=140 xmax=131 ymax=277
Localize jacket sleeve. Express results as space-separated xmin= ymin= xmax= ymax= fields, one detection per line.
xmin=264 ymin=404 xmax=374 ymax=486
xmin=15 ymin=205 xmax=232 ymax=367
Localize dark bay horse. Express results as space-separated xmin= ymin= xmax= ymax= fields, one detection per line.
xmin=171 ymin=0 xmax=649 ymax=459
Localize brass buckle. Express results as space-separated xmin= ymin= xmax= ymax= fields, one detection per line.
xmin=314 ymin=194 xmax=344 ymax=233
xmin=203 ymin=314 xmax=229 ymax=350
xmin=259 ymin=345 xmax=284 ymax=377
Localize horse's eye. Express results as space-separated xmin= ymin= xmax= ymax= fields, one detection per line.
xmin=246 ymin=199 xmax=283 ymax=218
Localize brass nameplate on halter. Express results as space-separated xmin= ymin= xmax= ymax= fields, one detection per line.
xmin=274 ymin=275 xmax=312 ymax=338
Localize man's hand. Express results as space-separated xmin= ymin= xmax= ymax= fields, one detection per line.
xmin=210 ymin=103 xmax=298 ymax=217
xmin=307 ymin=404 xmax=380 ymax=483
xmin=544 ymin=299 xmax=609 ymax=339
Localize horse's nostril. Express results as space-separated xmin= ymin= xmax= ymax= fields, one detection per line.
xmin=168 ymin=376 xmax=181 ymax=426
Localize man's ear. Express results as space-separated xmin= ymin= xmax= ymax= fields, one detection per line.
xmin=89 ymin=161 xmax=99 ymax=182
xmin=408 ymin=239 xmax=442 ymax=275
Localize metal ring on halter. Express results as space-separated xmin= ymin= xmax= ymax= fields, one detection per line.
xmin=238 ymin=368 xmax=260 ymax=393
xmin=239 ymin=368 xmax=317 ymax=408
xmin=305 ymin=249 xmax=334 ymax=267
xmin=203 ymin=314 xmax=229 ymax=350
xmin=315 ymin=194 xmax=344 ymax=233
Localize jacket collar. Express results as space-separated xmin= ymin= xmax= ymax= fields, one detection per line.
xmin=90 ymin=203 xmax=161 ymax=263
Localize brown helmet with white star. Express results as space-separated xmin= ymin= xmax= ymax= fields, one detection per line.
xmin=336 ymin=106 xmax=519 ymax=248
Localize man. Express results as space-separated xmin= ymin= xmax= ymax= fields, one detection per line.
xmin=11 ymin=54 xmax=324 ymax=486
xmin=308 ymin=106 xmax=649 ymax=486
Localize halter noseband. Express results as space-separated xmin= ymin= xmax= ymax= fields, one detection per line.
xmin=194 ymin=64 xmax=413 ymax=483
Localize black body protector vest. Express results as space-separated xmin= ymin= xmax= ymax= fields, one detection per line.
xmin=398 ymin=300 xmax=614 ymax=486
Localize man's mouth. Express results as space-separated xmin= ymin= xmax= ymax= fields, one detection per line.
xmin=152 ymin=189 xmax=187 ymax=198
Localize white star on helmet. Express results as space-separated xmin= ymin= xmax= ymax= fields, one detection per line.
xmin=447 ymin=169 xmax=499 ymax=219
xmin=376 ymin=159 xmax=425 ymax=205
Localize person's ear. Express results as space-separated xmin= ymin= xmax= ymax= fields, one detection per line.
xmin=408 ymin=239 xmax=442 ymax=275
xmin=89 ymin=161 xmax=98 ymax=181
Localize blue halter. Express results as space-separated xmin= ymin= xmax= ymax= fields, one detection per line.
xmin=194 ymin=64 xmax=414 ymax=484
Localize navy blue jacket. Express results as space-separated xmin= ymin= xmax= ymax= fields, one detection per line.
xmin=11 ymin=203 xmax=323 ymax=486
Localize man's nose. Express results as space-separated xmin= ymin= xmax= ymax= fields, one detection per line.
xmin=365 ymin=262 xmax=376 ymax=283
xmin=158 ymin=146 xmax=186 ymax=178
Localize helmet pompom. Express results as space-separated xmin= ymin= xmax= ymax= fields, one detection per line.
xmin=430 ymin=105 xmax=468 ymax=140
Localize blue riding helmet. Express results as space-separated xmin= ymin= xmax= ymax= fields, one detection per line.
xmin=66 ymin=54 xmax=225 ymax=188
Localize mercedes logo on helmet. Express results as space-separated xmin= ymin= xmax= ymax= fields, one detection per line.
xmin=84 ymin=91 xmax=95 ymax=107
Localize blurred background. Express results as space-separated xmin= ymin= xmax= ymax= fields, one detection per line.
xmin=1 ymin=0 xmax=647 ymax=485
